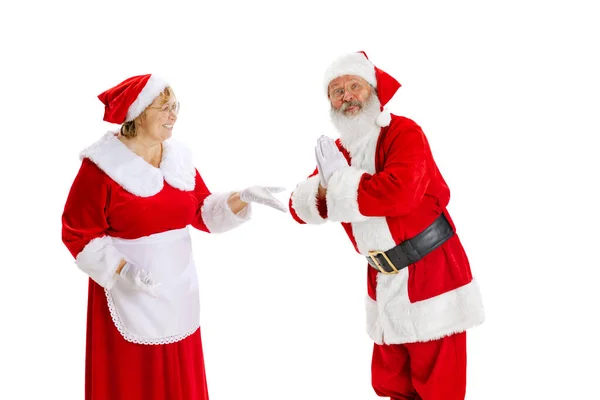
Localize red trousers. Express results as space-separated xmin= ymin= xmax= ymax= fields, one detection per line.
xmin=371 ymin=332 xmax=467 ymax=400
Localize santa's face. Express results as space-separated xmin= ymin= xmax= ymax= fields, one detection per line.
xmin=139 ymin=95 xmax=179 ymax=142
xmin=328 ymin=75 xmax=373 ymax=116
xmin=329 ymin=76 xmax=381 ymax=154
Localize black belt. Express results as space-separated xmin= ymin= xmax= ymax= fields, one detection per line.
xmin=366 ymin=213 xmax=454 ymax=274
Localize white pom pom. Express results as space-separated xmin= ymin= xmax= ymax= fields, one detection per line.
xmin=376 ymin=109 xmax=391 ymax=127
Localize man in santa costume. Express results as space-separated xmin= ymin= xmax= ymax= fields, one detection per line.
xmin=288 ymin=51 xmax=485 ymax=399
xmin=62 ymin=73 xmax=286 ymax=400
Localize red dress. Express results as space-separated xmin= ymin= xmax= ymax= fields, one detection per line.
xmin=62 ymin=132 xmax=251 ymax=400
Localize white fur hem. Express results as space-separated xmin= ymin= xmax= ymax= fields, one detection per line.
xmin=75 ymin=236 xmax=124 ymax=289
xmin=326 ymin=166 xmax=368 ymax=223
xmin=366 ymin=278 xmax=485 ymax=344
xmin=290 ymin=175 xmax=326 ymax=224
xmin=201 ymin=192 xmax=252 ymax=233
xmin=125 ymin=75 xmax=168 ymax=122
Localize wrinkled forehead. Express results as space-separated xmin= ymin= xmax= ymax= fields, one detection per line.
xmin=328 ymin=75 xmax=370 ymax=90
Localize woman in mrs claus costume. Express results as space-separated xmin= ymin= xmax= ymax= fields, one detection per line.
xmin=61 ymin=74 xmax=286 ymax=400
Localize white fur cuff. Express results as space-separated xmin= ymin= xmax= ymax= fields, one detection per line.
xmin=326 ymin=166 xmax=369 ymax=223
xmin=75 ymin=236 xmax=124 ymax=289
xmin=290 ymin=175 xmax=326 ymax=224
xmin=201 ymin=192 xmax=252 ymax=233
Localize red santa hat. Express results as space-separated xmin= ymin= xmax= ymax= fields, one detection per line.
xmin=324 ymin=51 xmax=401 ymax=127
xmin=97 ymin=74 xmax=169 ymax=124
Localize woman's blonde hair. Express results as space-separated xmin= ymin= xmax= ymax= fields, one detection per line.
xmin=120 ymin=86 xmax=176 ymax=138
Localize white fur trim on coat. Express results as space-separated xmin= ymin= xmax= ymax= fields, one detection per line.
xmin=75 ymin=236 xmax=124 ymax=290
xmin=125 ymin=75 xmax=168 ymax=122
xmin=290 ymin=175 xmax=326 ymax=225
xmin=79 ymin=132 xmax=196 ymax=197
xmin=326 ymin=166 xmax=369 ymax=223
xmin=324 ymin=53 xmax=376 ymax=94
xmin=200 ymin=192 xmax=252 ymax=233
xmin=366 ymin=275 xmax=485 ymax=344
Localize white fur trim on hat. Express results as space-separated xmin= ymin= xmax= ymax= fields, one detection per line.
xmin=324 ymin=53 xmax=377 ymax=94
xmin=125 ymin=75 xmax=169 ymax=122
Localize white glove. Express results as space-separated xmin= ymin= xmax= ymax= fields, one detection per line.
xmin=240 ymin=186 xmax=287 ymax=212
xmin=315 ymin=135 xmax=348 ymax=188
xmin=119 ymin=262 xmax=161 ymax=297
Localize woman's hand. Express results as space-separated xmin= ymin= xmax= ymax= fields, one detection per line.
xmin=119 ymin=262 xmax=161 ymax=297
xmin=234 ymin=186 xmax=287 ymax=213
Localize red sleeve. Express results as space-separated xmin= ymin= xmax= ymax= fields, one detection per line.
xmin=62 ymin=159 xmax=111 ymax=257
xmin=325 ymin=122 xmax=431 ymax=221
xmin=192 ymin=169 xmax=252 ymax=233
xmin=357 ymin=125 xmax=430 ymax=217
xmin=191 ymin=169 xmax=212 ymax=232
xmin=61 ymin=159 xmax=124 ymax=289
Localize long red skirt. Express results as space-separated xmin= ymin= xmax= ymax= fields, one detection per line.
xmin=84 ymin=280 xmax=209 ymax=400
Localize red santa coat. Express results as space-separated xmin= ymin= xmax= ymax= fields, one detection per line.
xmin=289 ymin=115 xmax=484 ymax=344
xmin=62 ymin=131 xmax=250 ymax=399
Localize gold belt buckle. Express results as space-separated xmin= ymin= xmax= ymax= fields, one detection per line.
xmin=368 ymin=250 xmax=399 ymax=274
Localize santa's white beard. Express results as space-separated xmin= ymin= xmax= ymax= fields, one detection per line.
xmin=330 ymin=94 xmax=381 ymax=156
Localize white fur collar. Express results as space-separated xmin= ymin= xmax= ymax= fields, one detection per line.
xmin=79 ymin=131 xmax=196 ymax=197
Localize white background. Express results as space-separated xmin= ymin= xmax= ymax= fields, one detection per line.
xmin=1 ymin=0 xmax=599 ymax=399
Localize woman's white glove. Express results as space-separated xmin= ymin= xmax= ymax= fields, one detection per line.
xmin=315 ymin=135 xmax=348 ymax=188
xmin=119 ymin=262 xmax=161 ymax=297
xmin=240 ymin=186 xmax=287 ymax=212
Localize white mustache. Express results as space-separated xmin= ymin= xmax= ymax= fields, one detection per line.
xmin=341 ymin=100 xmax=362 ymax=111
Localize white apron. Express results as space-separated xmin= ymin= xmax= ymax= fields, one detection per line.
xmin=105 ymin=227 xmax=200 ymax=345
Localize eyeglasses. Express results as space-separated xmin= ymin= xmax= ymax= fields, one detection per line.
xmin=148 ymin=101 xmax=180 ymax=115
xmin=328 ymin=82 xmax=365 ymax=100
